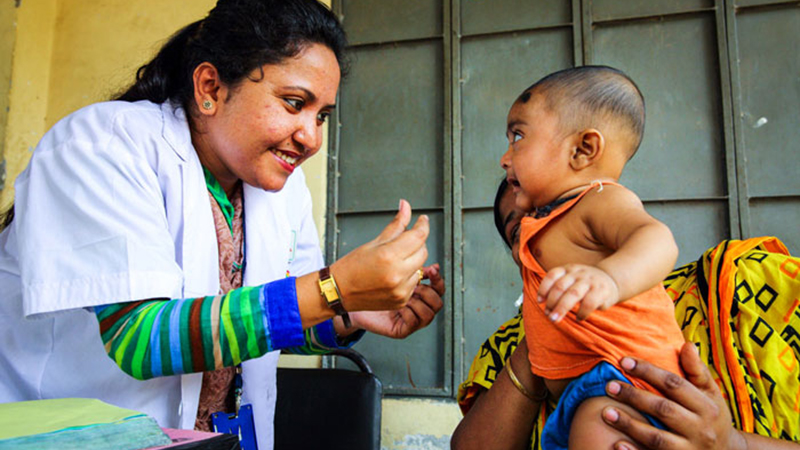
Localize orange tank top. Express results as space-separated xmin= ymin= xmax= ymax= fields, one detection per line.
xmin=520 ymin=182 xmax=684 ymax=394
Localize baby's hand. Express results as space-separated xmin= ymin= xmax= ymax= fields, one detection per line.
xmin=537 ymin=264 xmax=620 ymax=322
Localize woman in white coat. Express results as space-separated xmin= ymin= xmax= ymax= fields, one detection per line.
xmin=0 ymin=0 xmax=444 ymax=448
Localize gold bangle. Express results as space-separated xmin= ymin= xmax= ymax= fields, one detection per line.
xmin=506 ymin=360 xmax=547 ymax=403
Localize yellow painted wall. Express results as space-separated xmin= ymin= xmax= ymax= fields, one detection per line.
xmin=1 ymin=0 xmax=57 ymax=210
xmin=0 ymin=0 xmax=17 ymax=191
xmin=0 ymin=1 xmax=461 ymax=447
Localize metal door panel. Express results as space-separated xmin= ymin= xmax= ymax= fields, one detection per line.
xmin=594 ymin=16 xmax=727 ymax=201
xmin=736 ymin=0 xmax=791 ymax=7
xmin=592 ymin=0 xmax=713 ymax=21
xmin=461 ymin=209 xmax=524 ymax=373
xmin=734 ymin=8 xmax=800 ymax=197
xmin=461 ymin=0 xmax=571 ymax=37
xmin=336 ymin=211 xmax=445 ymax=391
xmin=341 ymin=0 xmax=442 ymax=45
xmin=461 ymin=29 xmax=573 ymax=208
xmin=750 ymin=199 xmax=800 ymax=255
xmin=338 ymin=42 xmax=444 ymax=212
xmin=645 ymin=202 xmax=731 ymax=266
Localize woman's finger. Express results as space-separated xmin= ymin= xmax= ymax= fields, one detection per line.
xmin=605 ymin=380 xmax=695 ymax=434
xmin=414 ymin=284 xmax=444 ymax=314
xmin=616 ymin=355 xmax=708 ymax=415
xmin=677 ymin=342 xmax=717 ymax=398
xmin=385 ymin=214 xmax=430 ymax=259
xmin=423 ymin=263 xmax=445 ymax=296
xmin=407 ymin=289 xmax=438 ymax=325
xmin=374 ymin=199 xmax=412 ymax=244
xmin=603 ymin=406 xmax=685 ymax=450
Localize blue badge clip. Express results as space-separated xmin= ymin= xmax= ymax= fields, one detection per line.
xmin=212 ymin=403 xmax=258 ymax=450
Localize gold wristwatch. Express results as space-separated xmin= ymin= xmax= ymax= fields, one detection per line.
xmin=318 ymin=266 xmax=352 ymax=328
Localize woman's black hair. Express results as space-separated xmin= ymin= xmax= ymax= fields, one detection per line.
xmin=115 ymin=0 xmax=348 ymax=113
xmin=493 ymin=177 xmax=512 ymax=249
xmin=0 ymin=0 xmax=348 ymax=232
xmin=0 ymin=206 xmax=12 ymax=231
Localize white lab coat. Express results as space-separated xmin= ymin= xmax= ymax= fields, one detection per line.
xmin=0 ymin=100 xmax=324 ymax=450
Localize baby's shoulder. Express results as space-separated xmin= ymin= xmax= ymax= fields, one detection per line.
xmin=576 ymin=182 xmax=644 ymax=212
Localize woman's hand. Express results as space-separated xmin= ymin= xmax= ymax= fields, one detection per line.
xmin=332 ymin=199 xmax=430 ymax=312
xmin=602 ymin=342 xmax=748 ymax=450
xmin=348 ymin=263 xmax=444 ymax=338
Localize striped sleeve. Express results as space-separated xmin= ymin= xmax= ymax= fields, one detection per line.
xmin=283 ymin=319 xmax=366 ymax=355
xmin=94 ymin=278 xmax=305 ymax=380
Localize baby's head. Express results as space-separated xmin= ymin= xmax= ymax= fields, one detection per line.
xmin=500 ymin=65 xmax=644 ymax=211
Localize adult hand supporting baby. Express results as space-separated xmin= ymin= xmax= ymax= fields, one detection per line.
xmin=601 ymin=342 xmax=799 ymax=450
xmin=600 ymin=342 xmax=743 ymax=449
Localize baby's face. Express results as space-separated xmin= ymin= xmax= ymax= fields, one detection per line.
xmin=500 ymin=96 xmax=573 ymax=211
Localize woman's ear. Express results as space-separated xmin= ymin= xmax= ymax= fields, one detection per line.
xmin=570 ymin=128 xmax=604 ymax=170
xmin=192 ymin=62 xmax=224 ymax=116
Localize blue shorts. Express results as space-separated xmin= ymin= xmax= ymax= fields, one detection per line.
xmin=541 ymin=361 xmax=667 ymax=450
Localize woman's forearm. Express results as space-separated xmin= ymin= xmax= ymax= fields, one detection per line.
xmin=742 ymin=431 xmax=800 ymax=449
xmin=452 ymin=343 xmax=543 ymax=450
xmin=95 ymin=278 xmax=346 ymax=379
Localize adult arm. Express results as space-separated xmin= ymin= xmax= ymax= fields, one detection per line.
xmin=285 ymin=264 xmax=445 ymax=355
xmin=96 ymin=202 xmax=437 ymax=378
xmin=293 ymin=199 xmax=431 ymax=328
xmin=451 ymin=338 xmax=545 ymax=450
xmin=602 ymin=342 xmax=800 ymax=450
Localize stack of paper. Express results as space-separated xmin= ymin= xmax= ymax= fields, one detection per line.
xmin=0 ymin=398 xmax=172 ymax=450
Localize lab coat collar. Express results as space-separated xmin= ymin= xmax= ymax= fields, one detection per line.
xmin=160 ymin=101 xmax=192 ymax=162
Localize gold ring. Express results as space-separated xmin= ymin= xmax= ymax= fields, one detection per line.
xmin=417 ymin=269 xmax=424 ymax=284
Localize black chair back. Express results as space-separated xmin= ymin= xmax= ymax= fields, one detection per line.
xmin=274 ymin=348 xmax=382 ymax=450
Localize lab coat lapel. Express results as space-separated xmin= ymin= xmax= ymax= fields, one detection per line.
xmin=160 ymin=102 xmax=216 ymax=430
xmin=242 ymin=183 xmax=291 ymax=286
xmin=242 ymin=183 xmax=291 ymax=450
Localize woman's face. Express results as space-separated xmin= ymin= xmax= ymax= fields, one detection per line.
xmin=196 ymin=43 xmax=340 ymax=193
xmin=497 ymin=185 xmax=524 ymax=268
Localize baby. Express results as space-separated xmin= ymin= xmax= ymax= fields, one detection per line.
xmin=500 ymin=66 xmax=686 ymax=449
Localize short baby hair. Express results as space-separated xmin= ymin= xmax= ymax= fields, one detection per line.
xmin=518 ymin=65 xmax=645 ymax=159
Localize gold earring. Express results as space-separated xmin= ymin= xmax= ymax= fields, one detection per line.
xmin=202 ymin=100 xmax=213 ymax=110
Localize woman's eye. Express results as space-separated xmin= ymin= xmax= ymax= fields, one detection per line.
xmin=317 ymin=111 xmax=330 ymax=123
xmin=284 ymin=98 xmax=304 ymax=111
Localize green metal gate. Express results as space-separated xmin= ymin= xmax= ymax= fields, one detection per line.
xmin=328 ymin=0 xmax=800 ymax=397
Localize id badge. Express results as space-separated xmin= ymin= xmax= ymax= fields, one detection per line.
xmin=212 ymin=403 xmax=258 ymax=450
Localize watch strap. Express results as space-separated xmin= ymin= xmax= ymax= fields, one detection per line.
xmin=318 ymin=267 xmax=352 ymax=328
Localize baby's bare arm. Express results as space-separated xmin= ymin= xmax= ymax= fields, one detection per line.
xmin=586 ymin=185 xmax=678 ymax=301
xmin=538 ymin=185 xmax=677 ymax=322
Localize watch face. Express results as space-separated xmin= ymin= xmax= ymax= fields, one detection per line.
xmin=319 ymin=279 xmax=340 ymax=303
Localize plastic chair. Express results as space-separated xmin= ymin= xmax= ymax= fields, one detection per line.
xmin=273 ymin=348 xmax=382 ymax=450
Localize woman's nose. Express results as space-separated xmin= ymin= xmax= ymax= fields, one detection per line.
xmin=293 ymin=116 xmax=321 ymax=152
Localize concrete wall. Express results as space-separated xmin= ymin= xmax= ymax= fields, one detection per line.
xmin=0 ymin=1 xmax=462 ymax=448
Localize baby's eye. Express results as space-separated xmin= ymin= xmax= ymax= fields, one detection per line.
xmin=512 ymin=132 xmax=523 ymax=143
xmin=510 ymin=223 xmax=521 ymax=245
xmin=284 ymin=98 xmax=304 ymax=111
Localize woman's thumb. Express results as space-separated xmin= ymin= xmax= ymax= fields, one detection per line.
xmin=375 ymin=199 xmax=411 ymax=244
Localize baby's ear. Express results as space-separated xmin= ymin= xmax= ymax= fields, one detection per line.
xmin=570 ymin=129 xmax=604 ymax=170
